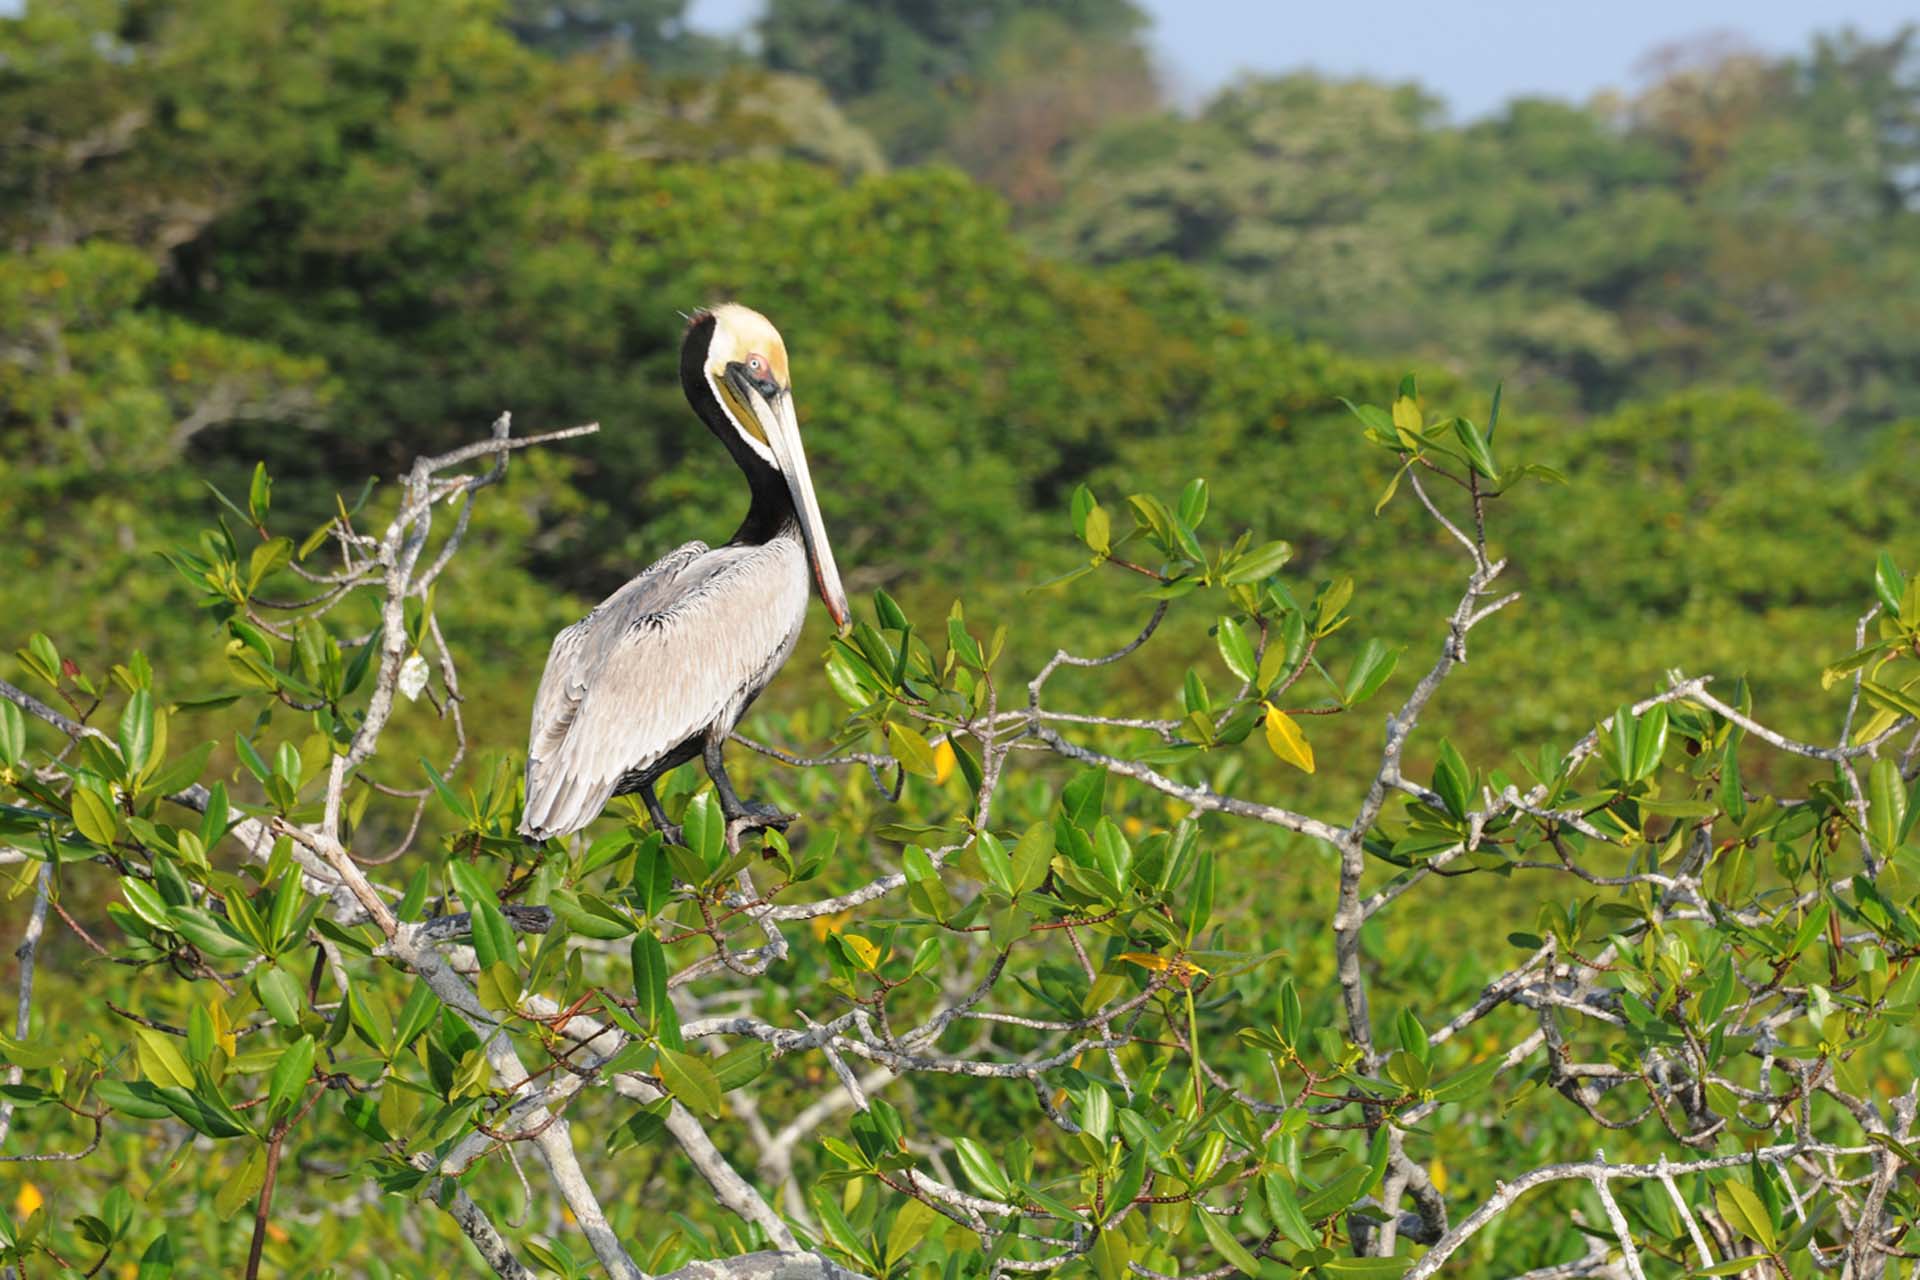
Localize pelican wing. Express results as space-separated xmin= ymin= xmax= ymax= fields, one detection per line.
xmin=520 ymin=538 xmax=808 ymax=838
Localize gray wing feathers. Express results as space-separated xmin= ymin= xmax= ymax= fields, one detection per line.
xmin=520 ymin=537 xmax=808 ymax=839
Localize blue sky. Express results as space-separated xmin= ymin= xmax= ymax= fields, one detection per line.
xmin=687 ymin=0 xmax=1916 ymax=119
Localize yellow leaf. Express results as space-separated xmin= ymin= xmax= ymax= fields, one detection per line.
xmin=209 ymin=999 xmax=237 ymax=1058
xmin=1391 ymin=395 xmax=1421 ymax=433
xmin=14 ymin=1181 xmax=43 ymax=1217
xmin=1117 ymin=952 xmax=1208 ymax=985
xmin=810 ymin=910 xmax=851 ymax=943
xmin=1263 ymin=703 xmax=1315 ymax=773
xmin=1428 ymin=1157 xmax=1448 ymax=1194
xmin=133 ymin=1026 xmax=194 ymax=1089
xmin=837 ymin=931 xmax=881 ymax=971
xmin=932 ymin=738 xmax=956 ymax=785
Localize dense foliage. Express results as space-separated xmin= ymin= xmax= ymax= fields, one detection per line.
xmin=1036 ymin=36 xmax=1920 ymax=423
xmin=3 ymin=2 xmax=1920 ymax=1278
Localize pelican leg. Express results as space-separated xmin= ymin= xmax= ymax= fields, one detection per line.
xmin=638 ymin=782 xmax=683 ymax=847
xmin=703 ymin=736 xmax=792 ymax=832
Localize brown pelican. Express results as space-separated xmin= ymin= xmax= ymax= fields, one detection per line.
xmin=519 ymin=304 xmax=849 ymax=842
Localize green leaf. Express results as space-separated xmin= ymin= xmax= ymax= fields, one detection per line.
xmin=904 ymin=844 xmax=951 ymax=920
xmin=266 ymin=1035 xmax=315 ymax=1122
xmin=247 ymin=538 xmax=293 ymax=594
xmin=120 ymin=876 xmax=171 ymax=930
xmin=1869 ymin=757 xmax=1907 ymax=856
xmin=657 ymin=1046 xmax=722 ymax=1118
xmin=1427 ymin=1058 xmax=1502 ymax=1103
xmin=1342 ymin=639 xmax=1400 ymax=706
xmin=144 ymin=741 xmax=213 ymax=799
xmin=631 ymin=931 xmax=681 ymax=1049
xmin=1011 ymin=822 xmax=1053 ymax=894
xmin=0 ymin=698 xmax=23 ymax=766
xmin=1432 ymin=740 xmax=1471 ymax=820
xmin=712 ymin=1042 xmax=772 ymax=1092
xmin=1184 ymin=849 xmax=1215 ymax=943
xmin=71 ymin=785 xmax=118 ymax=846
xmin=1451 ymin=416 xmax=1499 ymax=481
xmin=135 ymin=1231 xmax=177 ymax=1279
xmin=1790 ymin=901 xmax=1830 ymax=958
xmin=1062 ymin=769 xmax=1107 ymax=829
xmin=166 ymin=905 xmax=258 ymax=960
xmin=253 ymin=966 xmax=305 ymax=1030
xmin=1225 ymin=540 xmax=1293 ymax=585
xmin=1216 ymin=617 xmax=1257 ymax=684
xmin=1106 ymin=1142 xmax=1147 ymax=1224
xmin=1606 ymin=703 xmax=1636 ymax=781
xmin=811 ymin=1188 xmax=878 ymax=1273
xmin=1874 ymin=551 xmax=1907 ymax=619
xmin=421 ymin=757 xmax=471 ymax=822
xmin=22 ymin=632 xmax=60 ymax=687
xmin=1197 ymin=1207 xmax=1261 ymax=1273
xmin=233 ymin=733 xmax=271 ymax=783
xmin=1177 ymin=477 xmax=1209 ymax=527
xmin=1088 ymin=1229 xmax=1132 ymax=1280
xmin=448 ymin=863 xmax=516 ymax=972
xmin=1314 ymin=576 xmax=1354 ymax=634
xmin=1319 ymin=1261 xmax=1410 ymax=1279
xmin=681 ymin=791 xmax=725 ymax=872
xmin=213 ymin=1143 xmax=267 ymax=1219
xmin=1715 ymin=1179 xmax=1778 ymax=1252
xmin=248 ymin=461 xmax=271 ymax=525
xmin=1860 ymin=679 xmax=1920 ymax=726
xmin=953 ymin=1136 xmax=1013 ymax=1201
xmin=391 ymin=980 xmax=439 ymax=1054
xmin=1261 ymin=1172 xmax=1316 ymax=1250
xmin=884 ymin=1198 xmax=939 ymax=1272
xmin=1630 ymin=704 xmax=1669 ymax=783
xmin=117 ymin=690 xmax=155 ymax=776
xmin=975 ymin=830 xmax=1015 ymax=896
xmin=1078 ymin=1083 xmax=1113 ymax=1144
xmin=888 ymin=723 xmax=939 ymax=778
xmin=1300 ymin=1163 xmax=1372 ymax=1219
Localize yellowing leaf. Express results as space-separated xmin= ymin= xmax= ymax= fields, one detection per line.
xmin=71 ymin=785 xmax=118 ymax=846
xmin=1263 ymin=703 xmax=1315 ymax=773
xmin=1084 ymin=503 xmax=1111 ymax=555
xmin=209 ymin=999 xmax=237 ymax=1057
xmin=810 ymin=910 xmax=851 ymax=943
xmin=1391 ymin=395 xmax=1422 ymax=440
xmin=888 ymin=723 xmax=938 ymax=778
xmin=1117 ymin=952 xmax=1208 ymax=985
xmin=932 ymin=738 xmax=956 ymax=785
xmin=133 ymin=1026 xmax=195 ymax=1089
xmin=14 ymin=1182 xmax=43 ymax=1217
xmin=837 ymin=931 xmax=881 ymax=971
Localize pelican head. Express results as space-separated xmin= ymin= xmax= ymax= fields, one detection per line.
xmin=685 ymin=303 xmax=850 ymax=631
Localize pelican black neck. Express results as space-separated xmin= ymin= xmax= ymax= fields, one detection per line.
xmin=679 ymin=312 xmax=799 ymax=549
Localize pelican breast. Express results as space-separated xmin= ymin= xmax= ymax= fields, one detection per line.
xmin=520 ymin=534 xmax=810 ymax=839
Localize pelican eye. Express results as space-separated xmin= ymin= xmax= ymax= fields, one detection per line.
xmin=732 ymin=354 xmax=783 ymax=399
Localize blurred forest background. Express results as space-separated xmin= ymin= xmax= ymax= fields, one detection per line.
xmin=5 ymin=0 xmax=1920 ymax=841
xmin=5 ymin=0 xmax=1920 ymax=1269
